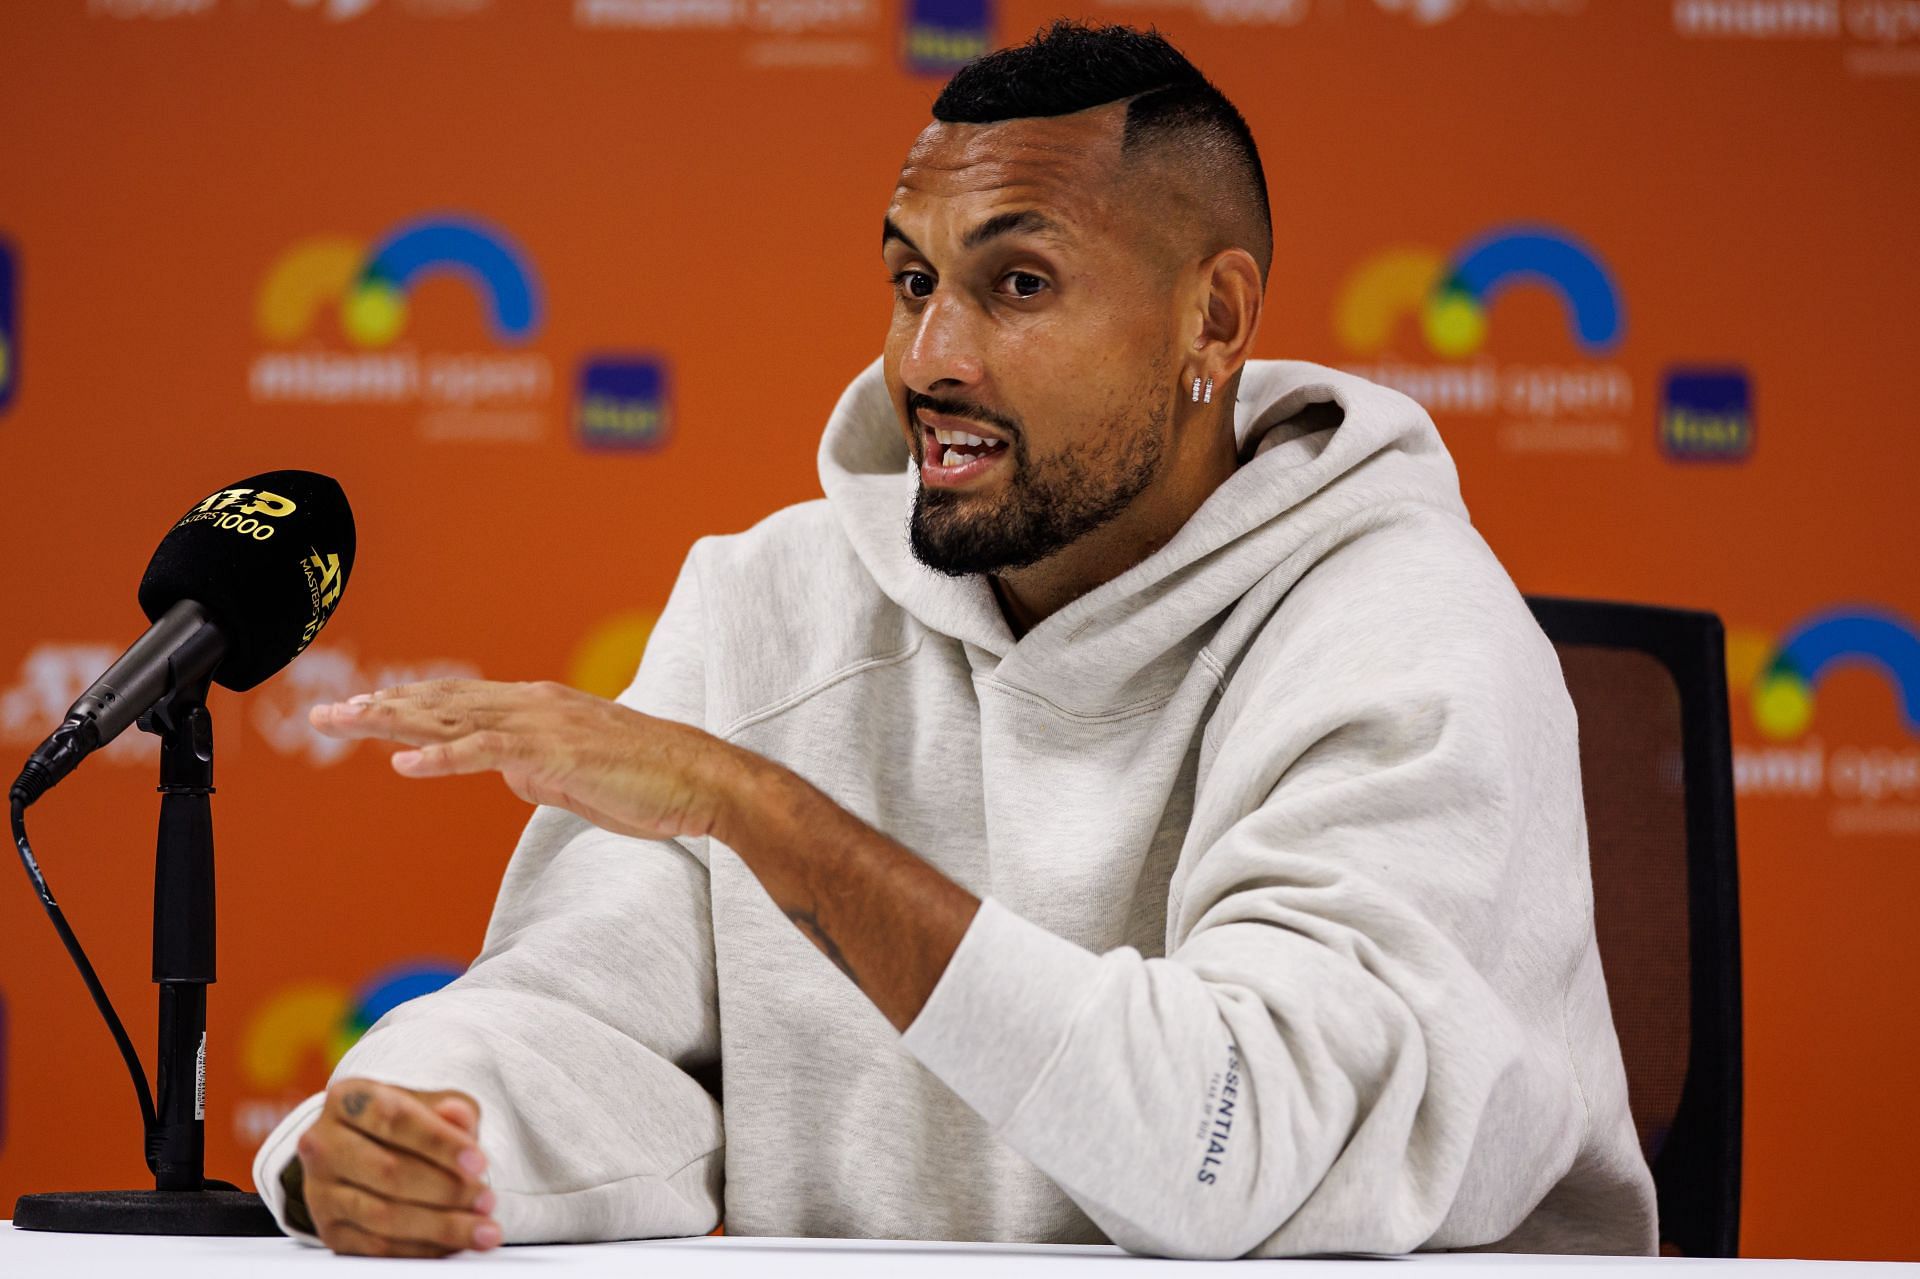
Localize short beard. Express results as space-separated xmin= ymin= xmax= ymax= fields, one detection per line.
xmin=908 ymin=398 xmax=1168 ymax=578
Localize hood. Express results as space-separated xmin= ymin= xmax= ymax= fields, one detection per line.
xmin=817 ymin=358 xmax=1469 ymax=713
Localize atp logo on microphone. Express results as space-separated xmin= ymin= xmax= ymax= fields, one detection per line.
xmin=0 ymin=238 xmax=16 ymax=416
xmin=181 ymin=486 xmax=301 ymax=542
xmin=298 ymin=550 xmax=348 ymax=650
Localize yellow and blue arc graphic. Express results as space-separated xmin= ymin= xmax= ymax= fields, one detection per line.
xmin=1744 ymin=608 xmax=1920 ymax=742
xmin=241 ymin=961 xmax=465 ymax=1090
xmin=1337 ymin=224 xmax=1623 ymax=358
xmin=257 ymin=216 xmax=540 ymax=348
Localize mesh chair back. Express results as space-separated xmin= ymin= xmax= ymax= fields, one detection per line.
xmin=1526 ymin=596 xmax=1743 ymax=1258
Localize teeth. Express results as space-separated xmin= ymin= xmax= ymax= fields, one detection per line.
xmin=943 ymin=448 xmax=963 ymax=467
xmin=933 ymin=428 xmax=995 ymax=448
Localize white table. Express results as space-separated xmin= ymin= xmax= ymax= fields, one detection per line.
xmin=2 ymin=1228 xmax=1916 ymax=1276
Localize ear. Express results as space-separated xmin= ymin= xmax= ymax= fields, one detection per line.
xmin=1189 ymin=247 xmax=1264 ymax=389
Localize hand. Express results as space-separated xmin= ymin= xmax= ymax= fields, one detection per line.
xmin=293 ymin=1078 xmax=499 ymax=1257
xmin=312 ymin=680 xmax=975 ymax=1033
xmin=310 ymin=680 xmax=747 ymax=841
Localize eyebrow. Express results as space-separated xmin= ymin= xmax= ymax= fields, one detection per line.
xmin=882 ymin=209 xmax=1067 ymax=257
xmin=881 ymin=217 xmax=920 ymax=255
xmin=963 ymin=209 xmax=1065 ymax=250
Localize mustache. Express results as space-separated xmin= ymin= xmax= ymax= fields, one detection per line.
xmin=905 ymin=392 xmax=1023 ymax=442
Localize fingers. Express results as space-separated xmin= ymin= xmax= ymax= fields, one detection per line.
xmin=324 ymin=1222 xmax=451 ymax=1259
xmin=325 ymin=1218 xmax=503 ymax=1258
xmin=426 ymin=1091 xmax=481 ymax=1134
xmin=324 ymin=1081 xmax=486 ymax=1182
xmin=317 ymin=1123 xmax=478 ymax=1209
xmin=300 ymin=1080 xmax=501 ymax=1258
xmin=309 ymin=678 xmax=511 ymax=741
xmin=317 ymin=1182 xmax=500 ymax=1256
xmin=309 ymin=689 xmax=479 ymax=746
xmin=391 ymin=731 xmax=521 ymax=778
xmin=303 ymin=680 xmax=715 ymax=839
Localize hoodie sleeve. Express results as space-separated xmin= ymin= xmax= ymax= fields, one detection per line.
xmin=253 ymin=549 xmax=725 ymax=1246
xmin=901 ymin=528 xmax=1651 ymax=1259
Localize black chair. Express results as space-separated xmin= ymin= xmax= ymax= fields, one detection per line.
xmin=1524 ymin=596 xmax=1743 ymax=1258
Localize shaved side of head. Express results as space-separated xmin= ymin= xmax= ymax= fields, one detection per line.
xmin=930 ymin=21 xmax=1272 ymax=283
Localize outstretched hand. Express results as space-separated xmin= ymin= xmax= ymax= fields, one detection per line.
xmin=314 ymin=677 xmax=976 ymax=1032
xmin=310 ymin=680 xmax=750 ymax=842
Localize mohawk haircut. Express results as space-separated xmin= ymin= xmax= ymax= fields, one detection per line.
xmin=931 ymin=20 xmax=1272 ymax=274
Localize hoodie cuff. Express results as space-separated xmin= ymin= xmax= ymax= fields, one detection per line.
xmin=251 ymin=1092 xmax=328 ymax=1245
xmin=901 ymin=897 xmax=1108 ymax=1129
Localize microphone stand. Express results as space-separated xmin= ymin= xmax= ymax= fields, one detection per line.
xmin=13 ymin=676 xmax=278 ymax=1235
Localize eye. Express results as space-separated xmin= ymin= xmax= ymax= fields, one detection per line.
xmin=890 ymin=269 xmax=935 ymax=301
xmin=1000 ymin=271 xmax=1048 ymax=300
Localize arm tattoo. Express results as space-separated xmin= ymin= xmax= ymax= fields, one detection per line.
xmin=785 ymin=907 xmax=859 ymax=987
xmin=342 ymin=1090 xmax=369 ymax=1119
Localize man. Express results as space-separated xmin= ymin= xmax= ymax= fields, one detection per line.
xmin=255 ymin=21 xmax=1657 ymax=1260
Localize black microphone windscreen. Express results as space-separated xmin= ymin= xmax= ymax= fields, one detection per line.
xmin=136 ymin=470 xmax=357 ymax=692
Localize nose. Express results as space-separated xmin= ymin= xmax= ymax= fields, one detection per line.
xmin=898 ymin=291 xmax=984 ymax=395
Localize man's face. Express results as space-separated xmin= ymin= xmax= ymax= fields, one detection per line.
xmin=882 ymin=107 xmax=1180 ymax=577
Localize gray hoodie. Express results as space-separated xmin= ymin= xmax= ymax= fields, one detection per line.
xmin=253 ymin=358 xmax=1659 ymax=1257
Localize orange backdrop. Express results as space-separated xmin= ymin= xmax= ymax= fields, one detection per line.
xmin=2 ymin=0 xmax=1916 ymax=1261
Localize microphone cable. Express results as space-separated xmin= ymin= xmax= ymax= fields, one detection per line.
xmin=10 ymin=795 xmax=160 ymax=1174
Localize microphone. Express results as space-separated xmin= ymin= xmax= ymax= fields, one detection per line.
xmin=9 ymin=470 xmax=356 ymax=808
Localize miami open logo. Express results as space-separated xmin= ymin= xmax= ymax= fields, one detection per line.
xmin=249 ymin=215 xmax=553 ymax=441
xmin=1333 ymin=224 xmax=1632 ymax=454
xmin=1729 ymin=606 xmax=1920 ymax=835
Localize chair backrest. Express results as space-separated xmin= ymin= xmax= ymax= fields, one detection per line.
xmin=1524 ymin=596 xmax=1743 ymax=1257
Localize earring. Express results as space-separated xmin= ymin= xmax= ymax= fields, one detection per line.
xmin=1203 ymin=377 xmax=1213 ymax=404
xmin=1190 ymin=376 xmax=1202 ymax=403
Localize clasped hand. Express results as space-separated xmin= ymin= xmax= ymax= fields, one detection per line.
xmin=311 ymin=679 xmax=744 ymax=841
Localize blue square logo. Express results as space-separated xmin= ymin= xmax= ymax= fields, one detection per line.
xmin=0 ymin=240 xmax=16 ymax=416
xmin=1660 ymin=366 xmax=1752 ymax=462
xmin=575 ymin=357 xmax=670 ymax=453
xmin=0 ymin=990 xmax=9 ymax=1155
xmin=903 ymin=0 xmax=993 ymax=76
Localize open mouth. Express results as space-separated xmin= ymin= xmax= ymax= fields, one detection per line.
xmin=919 ymin=415 xmax=1012 ymax=489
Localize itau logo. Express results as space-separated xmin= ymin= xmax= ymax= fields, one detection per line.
xmin=0 ymin=237 xmax=16 ymax=416
xmin=0 ymin=991 xmax=9 ymax=1157
xmin=249 ymin=215 xmax=553 ymax=441
xmin=1660 ymin=366 xmax=1753 ymax=461
xmin=1333 ymin=223 xmax=1632 ymax=453
xmin=1729 ymin=606 xmax=1920 ymax=835
xmin=575 ymin=356 xmax=671 ymax=453
xmin=902 ymin=0 xmax=992 ymax=74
